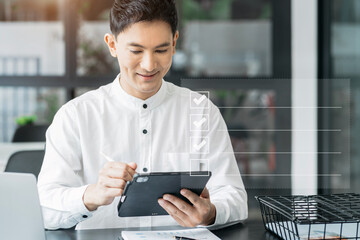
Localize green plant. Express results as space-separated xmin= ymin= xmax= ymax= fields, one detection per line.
xmin=15 ymin=115 xmax=37 ymax=126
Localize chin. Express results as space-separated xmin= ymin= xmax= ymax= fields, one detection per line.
xmin=138 ymin=86 xmax=159 ymax=94
xmin=138 ymin=81 xmax=161 ymax=92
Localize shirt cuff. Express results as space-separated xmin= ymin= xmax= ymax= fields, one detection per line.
xmin=210 ymin=200 xmax=226 ymax=225
xmin=69 ymin=185 xmax=94 ymax=223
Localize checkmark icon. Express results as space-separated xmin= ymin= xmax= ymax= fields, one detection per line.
xmin=193 ymin=117 xmax=207 ymax=127
xmin=193 ymin=140 xmax=207 ymax=151
xmin=190 ymin=114 xmax=209 ymax=132
xmin=193 ymin=94 xmax=206 ymax=105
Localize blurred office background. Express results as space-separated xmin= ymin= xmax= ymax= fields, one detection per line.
xmin=0 ymin=0 xmax=358 ymax=219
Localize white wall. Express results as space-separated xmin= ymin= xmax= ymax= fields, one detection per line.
xmin=291 ymin=0 xmax=318 ymax=194
xmin=0 ymin=22 xmax=65 ymax=75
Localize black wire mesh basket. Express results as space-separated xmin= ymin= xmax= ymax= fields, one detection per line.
xmin=256 ymin=193 xmax=360 ymax=240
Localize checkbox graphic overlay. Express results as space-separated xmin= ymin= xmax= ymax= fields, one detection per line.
xmin=190 ymin=137 xmax=209 ymax=154
xmin=190 ymin=159 xmax=210 ymax=176
xmin=190 ymin=114 xmax=209 ymax=131
xmin=190 ymin=91 xmax=210 ymax=109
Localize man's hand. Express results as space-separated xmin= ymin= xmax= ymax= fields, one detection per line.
xmin=83 ymin=162 xmax=137 ymax=211
xmin=158 ymin=187 xmax=216 ymax=227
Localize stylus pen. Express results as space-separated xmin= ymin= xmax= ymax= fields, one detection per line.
xmin=100 ymin=151 xmax=115 ymax=162
xmin=173 ymin=236 xmax=198 ymax=240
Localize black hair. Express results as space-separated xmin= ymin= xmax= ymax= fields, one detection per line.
xmin=110 ymin=0 xmax=178 ymax=38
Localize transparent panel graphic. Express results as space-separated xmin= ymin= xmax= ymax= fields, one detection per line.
xmin=328 ymin=0 xmax=360 ymax=193
xmin=208 ymin=89 xmax=276 ymax=176
xmin=323 ymin=79 xmax=351 ymax=191
xmin=181 ymin=78 xmax=291 ymax=219
xmin=0 ymin=87 xmax=66 ymax=142
xmin=0 ymin=0 xmax=65 ymax=76
xmin=350 ymin=84 xmax=360 ymax=192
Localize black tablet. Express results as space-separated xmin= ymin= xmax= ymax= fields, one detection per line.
xmin=117 ymin=171 xmax=212 ymax=217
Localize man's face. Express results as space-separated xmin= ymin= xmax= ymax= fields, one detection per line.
xmin=105 ymin=21 xmax=179 ymax=100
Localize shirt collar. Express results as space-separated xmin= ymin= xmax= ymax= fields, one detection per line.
xmin=111 ymin=74 xmax=167 ymax=110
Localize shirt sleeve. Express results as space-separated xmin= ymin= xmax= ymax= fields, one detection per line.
xmin=37 ymin=103 xmax=94 ymax=230
xmin=199 ymin=104 xmax=248 ymax=228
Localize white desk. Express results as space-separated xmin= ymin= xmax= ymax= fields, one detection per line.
xmin=0 ymin=142 xmax=45 ymax=171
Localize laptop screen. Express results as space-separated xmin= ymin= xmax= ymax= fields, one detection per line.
xmin=0 ymin=173 xmax=46 ymax=240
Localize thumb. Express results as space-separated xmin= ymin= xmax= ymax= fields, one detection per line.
xmin=128 ymin=162 xmax=137 ymax=170
xmin=200 ymin=187 xmax=210 ymax=199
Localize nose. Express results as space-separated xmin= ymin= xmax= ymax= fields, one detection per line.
xmin=140 ymin=53 xmax=157 ymax=72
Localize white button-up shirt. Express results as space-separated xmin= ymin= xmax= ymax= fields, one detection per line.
xmin=37 ymin=75 xmax=248 ymax=230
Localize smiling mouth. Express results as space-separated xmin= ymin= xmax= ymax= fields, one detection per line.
xmin=137 ymin=72 xmax=158 ymax=78
xmin=137 ymin=72 xmax=159 ymax=81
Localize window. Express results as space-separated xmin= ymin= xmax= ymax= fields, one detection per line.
xmin=76 ymin=0 xmax=118 ymax=76
xmin=319 ymin=0 xmax=358 ymax=193
xmin=0 ymin=86 xmax=66 ymax=142
xmin=0 ymin=0 xmax=65 ymax=76
xmin=175 ymin=0 xmax=272 ymax=77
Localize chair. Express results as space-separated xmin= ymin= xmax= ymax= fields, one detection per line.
xmin=5 ymin=150 xmax=45 ymax=179
xmin=12 ymin=124 xmax=49 ymax=142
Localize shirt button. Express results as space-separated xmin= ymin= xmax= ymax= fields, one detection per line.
xmin=82 ymin=215 xmax=88 ymax=218
xmin=143 ymin=129 xmax=147 ymax=134
xmin=143 ymin=104 xmax=147 ymax=109
xmin=143 ymin=167 xmax=148 ymax=172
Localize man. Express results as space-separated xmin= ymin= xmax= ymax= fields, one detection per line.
xmin=38 ymin=0 xmax=247 ymax=230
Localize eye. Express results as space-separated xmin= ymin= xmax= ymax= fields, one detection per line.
xmin=130 ymin=50 xmax=142 ymax=55
xmin=156 ymin=49 xmax=168 ymax=54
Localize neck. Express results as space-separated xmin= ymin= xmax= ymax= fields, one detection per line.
xmin=118 ymin=76 xmax=161 ymax=100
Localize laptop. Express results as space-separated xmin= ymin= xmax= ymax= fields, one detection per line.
xmin=0 ymin=172 xmax=46 ymax=240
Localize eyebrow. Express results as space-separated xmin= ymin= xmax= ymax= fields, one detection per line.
xmin=127 ymin=42 xmax=170 ymax=49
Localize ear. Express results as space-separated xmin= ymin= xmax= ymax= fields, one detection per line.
xmin=172 ymin=31 xmax=179 ymax=55
xmin=104 ymin=33 xmax=117 ymax=58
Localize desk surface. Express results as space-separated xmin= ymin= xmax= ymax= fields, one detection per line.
xmin=45 ymin=221 xmax=280 ymax=240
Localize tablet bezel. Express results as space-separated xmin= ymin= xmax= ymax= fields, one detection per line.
xmin=117 ymin=171 xmax=212 ymax=217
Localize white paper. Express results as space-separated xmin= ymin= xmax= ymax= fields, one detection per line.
xmin=121 ymin=228 xmax=221 ymax=240
xmin=266 ymin=221 xmax=360 ymax=240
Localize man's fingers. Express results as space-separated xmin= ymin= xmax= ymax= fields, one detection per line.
xmin=200 ymin=187 xmax=210 ymax=198
xmin=159 ymin=200 xmax=197 ymax=228
xmin=162 ymin=194 xmax=194 ymax=216
xmin=128 ymin=162 xmax=137 ymax=170
xmin=158 ymin=198 xmax=189 ymax=221
xmin=103 ymin=167 xmax=134 ymax=181
xmin=104 ymin=162 xmax=137 ymax=177
xmin=168 ymin=212 xmax=187 ymax=227
xmin=103 ymin=178 xmax=127 ymax=189
xmin=180 ymin=189 xmax=202 ymax=207
xmin=157 ymin=199 xmax=186 ymax=226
